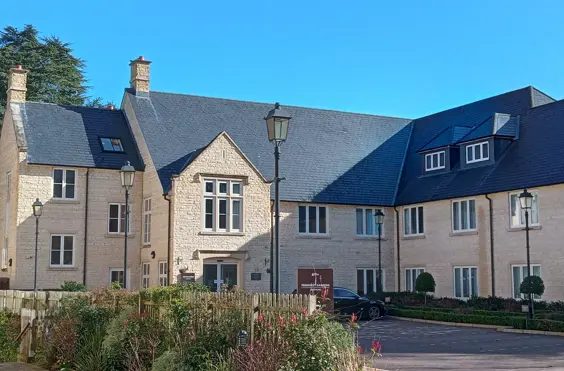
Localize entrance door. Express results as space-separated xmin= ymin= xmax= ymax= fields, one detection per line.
xmin=203 ymin=263 xmax=238 ymax=292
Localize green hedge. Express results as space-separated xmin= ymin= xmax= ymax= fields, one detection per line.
xmin=389 ymin=308 xmax=564 ymax=332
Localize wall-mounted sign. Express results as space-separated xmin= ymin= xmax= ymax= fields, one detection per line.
xmin=297 ymin=268 xmax=333 ymax=312
xmin=180 ymin=272 xmax=195 ymax=283
xmin=251 ymin=273 xmax=262 ymax=281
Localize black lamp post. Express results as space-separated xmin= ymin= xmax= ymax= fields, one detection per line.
xmin=120 ymin=161 xmax=135 ymax=289
xmin=32 ymin=198 xmax=43 ymax=292
xmin=519 ymin=188 xmax=534 ymax=321
xmin=265 ymin=102 xmax=291 ymax=295
xmin=374 ymin=209 xmax=385 ymax=293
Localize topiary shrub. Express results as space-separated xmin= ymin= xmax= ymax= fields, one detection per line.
xmin=60 ymin=281 xmax=87 ymax=292
xmin=520 ymin=275 xmax=545 ymax=297
xmin=415 ymin=272 xmax=436 ymax=306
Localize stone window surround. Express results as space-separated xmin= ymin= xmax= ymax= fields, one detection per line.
xmin=297 ymin=204 xmax=329 ymax=236
xmin=50 ymin=234 xmax=75 ymax=268
xmin=201 ymin=177 xmax=244 ymax=234
xmin=143 ymin=197 xmax=152 ymax=245
xmin=52 ymin=168 xmax=77 ymax=200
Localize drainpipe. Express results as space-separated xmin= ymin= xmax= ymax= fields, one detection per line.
xmin=82 ymin=169 xmax=90 ymax=286
xmin=485 ymin=194 xmax=495 ymax=297
xmin=270 ymin=200 xmax=274 ymax=294
xmin=394 ymin=206 xmax=401 ymax=292
xmin=163 ymin=193 xmax=172 ymax=286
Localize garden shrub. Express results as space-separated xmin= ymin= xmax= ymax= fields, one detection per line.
xmin=415 ymin=272 xmax=435 ymax=305
xmin=520 ymin=275 xmax=545 ymax=297
xmin=101 ymin=306 xmax=137 ymax=371
xmin=0 ymin=311 xmax=20 ymax=362
xmin=60 ymin=281 xmax=87 ymax=292
xmin=122 ymin=311 xmax=166 ymax=371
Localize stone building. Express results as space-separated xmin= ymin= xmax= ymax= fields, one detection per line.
xmin=0 ymin=58 xmax=563 ymax=301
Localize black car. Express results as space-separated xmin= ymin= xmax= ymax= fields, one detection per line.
xmin=333 ymin=287 xmax=387 ymax=320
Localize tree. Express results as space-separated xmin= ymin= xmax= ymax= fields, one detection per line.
xmin=415 ymin=272 xmax=436 ymax=306
xmin=0 ymin=25 xmax=110 ymax=115
xmin=520 ymin=275 xmax=545 ymax=297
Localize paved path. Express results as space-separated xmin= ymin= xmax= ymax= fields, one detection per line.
xmin=359 ymin=318 xmax=564 ymax=370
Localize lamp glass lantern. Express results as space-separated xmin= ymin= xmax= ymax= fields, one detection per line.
xmin=374 ymin=209 xmax=385 ymax=226
xmin=519 ymin=188 xmax=533 ymax=210
xmin=32 ymin=198 xmax=43 ymax=217
xmin=265 ymin=102 xmax=291 ymax=143
xmin=120 ymin=161 xmax=136 ymax=190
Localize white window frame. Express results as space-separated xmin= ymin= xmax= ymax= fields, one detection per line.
xmin=202 ymin=179 xmax=243 ymax=233
xmin=159 ymin=261 xmax=168 ymax=286
xmin=425 ymin=151 xmax=446 ymax=171
xmin=143 ymin=198 xmax=152 ymax=244
xmin=512 ymin=264 xmax=542 ymax=300
xmin=452 ymin=199 xmax=477 ymax=232
xmin=142 ymin=262 xmax=150 ymax=288
xmin=453 ymin=266 xmax=479 ymax=299
xmin=355 ymin=208 xmax=384 ymax=237
xmin=466 ymin=141 xmax=489 ymax=164
xmin=405 ymin=268 xmax=425 ymax=292
xmin=357 ymin=268 xmax=386 ymax=295
xmin=50 ymin=234 xmax=75 ymax=267
xmin=403 ymin=206 xmax=424 ymax=236
xmin=100 ymin=137 xmax=124 ymax=152
xmin=52 ymin=168 xmax=77 ymax=200
xmin=297 ymin=205 xmax=329 ymax=235
xmin=509 ymin=191 xmax=540 ymax=228
xmin=109 ymin=268 xmax=129 ymax=289
xmin=108 ymin=203 xmax=130 ymax=234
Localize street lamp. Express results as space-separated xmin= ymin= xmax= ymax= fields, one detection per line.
xmin=120 ymin=161 xmax=135 ymax=290
xmin=265 ymin=102 xmax=291 ymax=295
xmin=519 ymin=188 xmax=534 ymax=321
xmin=32 ymin=198 xmax=43 ymax=292
xmin=374 ymin=209 xmax=385 ymax=293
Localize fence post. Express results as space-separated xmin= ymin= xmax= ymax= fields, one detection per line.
xmin=308 ymin=294 xmax=316 ymax=314
xmin=250 ymin=294 xmax=258 ymax=344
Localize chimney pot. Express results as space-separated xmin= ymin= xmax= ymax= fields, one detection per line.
xmin=139 ymin=56 xmax=144 ymax=61
xmin=16 ymin=64 xmax=22 ymax=70
xmin=108 ymin=104 xmax=115 ymax=110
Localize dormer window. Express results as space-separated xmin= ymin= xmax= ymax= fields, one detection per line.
xmin=100 ymin=138 xmax=124 ymax=152
xmin=466 ymin=141 xmax=489 ymax=163
xmin=425 ymin=151 xmax=445 ymax=171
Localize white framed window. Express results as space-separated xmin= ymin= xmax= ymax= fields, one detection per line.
xmin=202 ymin=179 xmax=243 ymax=232
xmin=142 ymin=262 xmax=150 ymax=288
xmin=356 ymin=208 xmax=384 ymax=237
xmin=509 ymin=191 xmax=539 ymax=228
xmin=159 ymin=261 xmax=168 ymax=286
xmin=403 ymin=206 xmax=424 ymax=236
xmin=425 ymin=151 xmax=446 ymax=171
xmin=298 ymin=205 xmax=328 ymax=235
xmin=50 ymin=235 xmax=74 ymax=267
xmin=453 ymin=266 xmax=478 ymax=298
xmin=108 ymin=203 xmax=130 ymax=234
xmin=53 ymin=169 xmax=76 ymax=199
xmin=143 ymin=198 xmax=152 ymax=244
xmin=466 ymin=141 xmax=489 ymax=164
xmin=100 ymin=137 xmax=124 ymax=152
xmin=405 ymin=268 xmax=425 ymax=292
xmin=452 ymin=199 xmax=476 ymax=232
xmin=512 ymin=264 xmax=542 ymax=300
xmin=357 ymin=268 xmax=385 ymax=296
xmin=109 ymin=268 xmax=128 ymax=289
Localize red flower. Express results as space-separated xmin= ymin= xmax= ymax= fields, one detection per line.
xmin=258 ymin=313 xmax=264 ymax=323
xmin=371 ymin=340 xmax=382 ymax=353
xmin=291 ymin=314 xmax=297 ymax=325
xmin=350 ymin=312 xmax=358 ymax=324
xmin=279 ymin=316 xmax=285 ymax=325
xmin=358 ymin=345 xmax=363 ymax=354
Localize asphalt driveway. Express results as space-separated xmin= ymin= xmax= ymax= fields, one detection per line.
xmin=359 ymin=318 xmax=564 ymax=370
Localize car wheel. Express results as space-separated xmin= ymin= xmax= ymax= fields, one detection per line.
xmin=368 ymin=306 xmax=380 ymax=320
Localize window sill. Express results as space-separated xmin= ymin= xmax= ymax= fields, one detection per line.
xmin=296 ymin=234 xmax=331 ymax=239
xmin=507 ymin=225 xmax=542 ymax=232
xmin=198 ymin=231 xmax=245 ymax=236
xmin=51 ymin=199 xmax=80 ymax=204
xmin=105 ymin=234 xmax=136 ymax=238
xmin=402 ymin=234 xmax=425 ymax=240
xmin=450 ymin=230 xmax=478 ymax=237
xmin=47 ymin=267 xmax=77 ymax=271
xmin=354 ymin=236 xmax=388 ymax=241
xmin=142 ymin=244 xmax=151 ymax=248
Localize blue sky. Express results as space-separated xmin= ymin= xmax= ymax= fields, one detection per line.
xmin=2 ymin=1 xmax=563 ymax=118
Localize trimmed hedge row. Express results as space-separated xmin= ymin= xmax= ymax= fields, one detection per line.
xmin=395 ymin=306 xmax=526 ymax=317
xmin=389 ymin=308 xmax=564 ymax=332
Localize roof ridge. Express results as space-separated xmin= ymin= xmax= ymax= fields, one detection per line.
xmin=24 ymin=101 xmax=121 ymax=112
xmin=455 ymin=115 xmax=494 ymax=143
xmin=148 ymin=90 xmax=412 ymax=121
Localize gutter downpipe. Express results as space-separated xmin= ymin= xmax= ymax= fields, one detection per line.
xmin=164 ymin=192 xmax=172 ymax=286
xmin=82 ymin=169 xmax=90 ymax=286
xmin=394 ymin=206 xmax=401 ymax=292
xmin=485 ymin=194 xmax=495 ymax=297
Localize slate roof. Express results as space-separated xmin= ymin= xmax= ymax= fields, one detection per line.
xmin=418 ymin=125 xmax=472 ymax=152
xmin=19 ymin=102 xmax=143 ymax=170
xmin=126 ymin=89 xmax=412 ymax=205
xmin=395 ymin=87 xmax=558 ymax=205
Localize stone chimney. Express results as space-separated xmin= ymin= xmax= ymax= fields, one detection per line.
xmin=129 ymin=56 xmax=151 ymax=95
xmin=6 ymin=65 xmax=28 ymax=103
